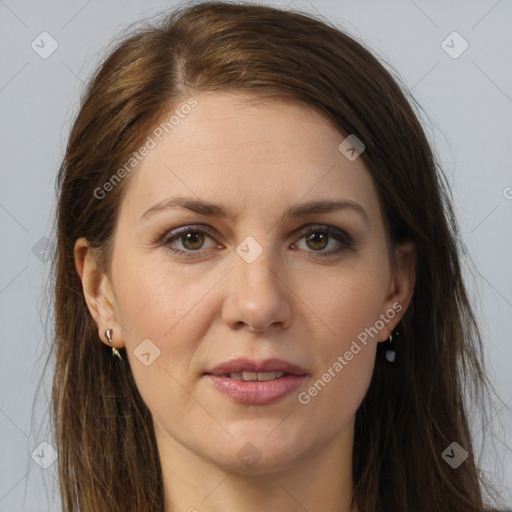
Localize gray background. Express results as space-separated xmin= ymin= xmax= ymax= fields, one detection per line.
xmin=1 ymin=0 xmax=511 ymax=510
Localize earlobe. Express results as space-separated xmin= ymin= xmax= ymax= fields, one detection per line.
xmin=74 ymin=237 xmax=123 ymax=348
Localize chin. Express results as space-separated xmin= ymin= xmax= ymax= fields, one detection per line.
xmin=201 ymin=425 xmax=309 ymax=475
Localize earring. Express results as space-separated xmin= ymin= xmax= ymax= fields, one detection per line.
xmin=105 ymin=328 xmax=123 ymax=361
xmin=384 ymin=327 xmax=396 ymax=363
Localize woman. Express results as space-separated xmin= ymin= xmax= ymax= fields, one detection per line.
xmin=50 ymin=1 xmax=509 ymax=510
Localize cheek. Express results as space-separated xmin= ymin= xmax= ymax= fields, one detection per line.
xmin=112 ymin=248 xmax=212 ymax=341
xmin=296 ymin=285 xmax=380 ymax=434
xmin=301 ymin=265 xmax=389 ymax=351
xmin=313 ymin=292 xmax=380 ymax=393
xmin=293 ymin=264 xmax=387 ymax=416
xmin=110 ymin=250 xmax=222 ymax=410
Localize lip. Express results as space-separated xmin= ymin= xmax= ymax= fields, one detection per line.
xmin=204 ymin=357 xmax=308 ymax=405
xmin=205 ymin=357 xmax=308 ymax=377
xmin=206 ymin=374 xmax=307 ymax=404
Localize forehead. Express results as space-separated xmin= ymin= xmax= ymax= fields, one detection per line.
xmin=119 ymin=91 xmax=380 ymax=223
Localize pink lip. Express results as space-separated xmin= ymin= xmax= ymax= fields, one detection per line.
xmin=206 ymin=374 xmax=307 ymax=405
xmin=205 ymin=357 xmax=308 ymax=376
xmin=204 ymin=357 xmax=308 ymax=405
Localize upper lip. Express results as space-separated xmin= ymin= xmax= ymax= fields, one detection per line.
xmin=205 ymin=357 xmax=308 ymax=376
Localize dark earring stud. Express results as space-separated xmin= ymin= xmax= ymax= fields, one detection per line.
xmin=384 ymin=327 xmax=399 ymax=363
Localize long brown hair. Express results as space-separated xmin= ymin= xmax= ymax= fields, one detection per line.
xmin=48 ymin=1 xmax=508 ymax=510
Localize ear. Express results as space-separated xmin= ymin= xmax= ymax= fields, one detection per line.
xmin=74 ymin=237 xmax=124 ymax=350
xmin=377 ymin=241 xmax=416 ymax=342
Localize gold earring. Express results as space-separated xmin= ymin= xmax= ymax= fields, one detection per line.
xmin=105 ymin=328 xmax=123 ymax=361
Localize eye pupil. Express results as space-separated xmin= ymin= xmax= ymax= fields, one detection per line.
xmin=306 ymin=232 xmax=328 ymax=251
xmin=182 ymin=232 xmax=204 ymax=250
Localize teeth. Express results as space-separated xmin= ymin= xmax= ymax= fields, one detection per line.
xmin=258 ymin=371 xmax=286 ymax=381
xmin=227 ymin=371 xmax=286 ymax=381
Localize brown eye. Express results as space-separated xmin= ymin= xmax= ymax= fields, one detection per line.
xmin=305 ymin=232 xmax=329 ymax=251
xmin=180 ymin=231 xmax=206 ymax=251
xmin=162 ymin=226 xmax=218 ymax=256
xmin=293 ymin=225 xmax=354 ymax=257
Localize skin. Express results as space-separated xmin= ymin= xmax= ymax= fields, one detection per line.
xmin=75 ymin=91 xmax=416 ymax=512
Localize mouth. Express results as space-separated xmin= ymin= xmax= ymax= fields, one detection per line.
xmin=204 ymin=358 xmax=308 ymax=405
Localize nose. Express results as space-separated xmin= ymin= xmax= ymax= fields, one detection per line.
xmin=221 ymin=243 xmax=293 ymax=332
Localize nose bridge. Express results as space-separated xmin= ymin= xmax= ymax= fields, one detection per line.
xmin=233 ymin=233 xmax=280 ymax=296
xmin=222 ymin=232 xmax=292 ymax=331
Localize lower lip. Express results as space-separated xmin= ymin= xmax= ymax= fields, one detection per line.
xmin=206 ymin=374 xmax=307 ymax=405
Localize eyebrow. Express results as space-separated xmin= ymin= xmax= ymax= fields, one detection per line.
xmin=140 ymin=196 xmax=370 ymax=224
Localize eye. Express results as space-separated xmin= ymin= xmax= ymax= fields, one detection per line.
xmin=292 ymin=225 xmax=354 ymax=257
xmin=160 ymin=224 xmax=354 ymax=259
xmin=162 ymin=226 xmax=219 ymax=257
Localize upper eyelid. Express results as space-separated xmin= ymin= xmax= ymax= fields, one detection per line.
xmin=162 ymin=224 xmax=217 ymax=243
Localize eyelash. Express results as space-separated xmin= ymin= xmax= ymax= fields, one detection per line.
xmin=159 ymin=224 xmax=354 ymax=259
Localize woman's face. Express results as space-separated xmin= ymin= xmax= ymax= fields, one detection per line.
xmin=81 ymin=91 xmax=414 ymax=474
